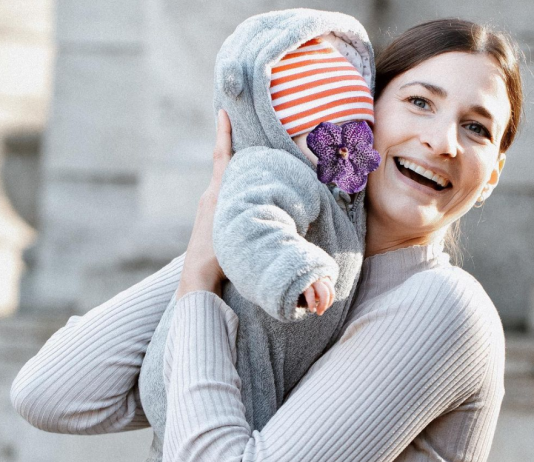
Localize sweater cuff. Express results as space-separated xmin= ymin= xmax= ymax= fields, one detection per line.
xmin=174 ymin=290 xmax=240 ymax=363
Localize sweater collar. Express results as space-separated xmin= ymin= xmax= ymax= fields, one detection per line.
xmin=354 ymin=243 xmax=450 ymax=305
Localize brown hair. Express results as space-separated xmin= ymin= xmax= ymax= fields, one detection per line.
xmin=374 ymin=19 xmax=524 ymax=264
xmin=375 ymin=18 xmax=523 ymax=153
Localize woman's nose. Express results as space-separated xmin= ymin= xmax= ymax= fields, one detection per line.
xmin=420 ymin=118 xmax=459 ymax=158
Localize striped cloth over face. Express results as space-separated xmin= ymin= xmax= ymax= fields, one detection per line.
xmin=270 ymin=37 xmax=374 ymax=137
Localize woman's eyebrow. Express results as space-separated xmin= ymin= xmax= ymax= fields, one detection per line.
xmin=469 ymin=105 xmax=495 ymax=123
xmin=470 ymin=104 xmax=500 ymax=133
xmin=399 ymin=81 xmax=447 ymax=98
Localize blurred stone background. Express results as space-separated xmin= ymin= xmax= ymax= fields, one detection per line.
xmin=0 ymin=1 xmax=532 ymax=461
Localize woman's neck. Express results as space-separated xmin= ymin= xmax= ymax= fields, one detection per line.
xmin=364 ymin=210 xmax=443 ymax=258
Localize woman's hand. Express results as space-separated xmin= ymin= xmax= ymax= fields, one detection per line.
xmin=176 ymin=110 xmax=232 ymax=299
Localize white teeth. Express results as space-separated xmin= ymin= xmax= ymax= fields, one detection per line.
xmin=396 ymin=157 xmax=450 ymax=188
xmin=414 ymin=165 xmax=426 ymax=176
xmin=422 ymin=169 xmax=434 ymax=181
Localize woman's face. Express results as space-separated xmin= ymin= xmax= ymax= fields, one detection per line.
xmin=367 ymin=52 xmax=511 ymax=244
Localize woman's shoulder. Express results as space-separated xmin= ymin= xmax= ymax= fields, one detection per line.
xmin=406 ymin=265 xmax=506 ymax=400
xmin=332 ymin=260 xmax=505 ymax=408
xmin=352 ymin=262 xmax=505 ymax=392
xmin=404 ymin=264 xmax=504 ymax=343
xmin=410 ymin=264 xmax=497 ymax=308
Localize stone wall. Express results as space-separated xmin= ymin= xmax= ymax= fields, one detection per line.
xmin=10 ymin=1 xmax=534 ymax=325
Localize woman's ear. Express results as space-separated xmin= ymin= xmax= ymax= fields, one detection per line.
xmin=480 ymin=153 xmax=506 ymax=201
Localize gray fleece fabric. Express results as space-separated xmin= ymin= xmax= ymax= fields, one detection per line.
xmin=139 ymin=9 xmax=374 ymax=462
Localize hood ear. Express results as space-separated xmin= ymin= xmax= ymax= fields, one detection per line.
xmin=218 ymin=58 xmax=244 ymax=98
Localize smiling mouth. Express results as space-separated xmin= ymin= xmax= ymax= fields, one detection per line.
xmin=394 ymin=157 xmax=452 ymax=192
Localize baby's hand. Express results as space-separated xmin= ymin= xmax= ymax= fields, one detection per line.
xmin=302 ymin=277 xmax=336 ymax=316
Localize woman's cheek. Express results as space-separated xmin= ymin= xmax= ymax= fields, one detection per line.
xmin=466 ymin=156 xmax=494 ymax=197
xmin=364 ymin=169 xmax=387 ymax=215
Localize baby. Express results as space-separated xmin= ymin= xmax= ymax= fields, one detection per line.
xmin=269 ymin=34 xmax=379 ymax=313
xmin=139 ymin=9 xmax=378 ymax=461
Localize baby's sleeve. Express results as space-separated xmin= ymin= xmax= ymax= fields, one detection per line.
xmin=213 ymin=146 xmax=339 ymax=322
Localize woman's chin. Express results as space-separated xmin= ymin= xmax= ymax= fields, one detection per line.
xmin=371 ymin=196 xmax=444 ymax=239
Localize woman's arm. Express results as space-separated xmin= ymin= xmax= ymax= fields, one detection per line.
xmin=10 ymin=110 xmax=236 ymax=435
xmin=163 ymin=273 xmax=503 ymax=462
xmin=10 ymin=254 xmax=184 ymax=434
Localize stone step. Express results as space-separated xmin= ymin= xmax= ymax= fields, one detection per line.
xmin=0 ymin=340 xmax=43 ymax=366
xmin=0 ymin=315 xmax=66 ymax=345
xmin=505 ymin=334 xmax=534 ymax=374
xmin=502 ymin=334 xmax=534 ymax=411
xmin=0 ymin=360 xmax=24 ymax=381
xmin=0 ymin=315 xmax=67 ymax=367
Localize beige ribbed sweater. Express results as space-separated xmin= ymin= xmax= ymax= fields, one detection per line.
xmin=11 ymin=245 xmax=505 ymax=461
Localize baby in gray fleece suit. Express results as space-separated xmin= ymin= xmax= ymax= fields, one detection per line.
xmin=139 ymin=9 xmax=378 ymax=461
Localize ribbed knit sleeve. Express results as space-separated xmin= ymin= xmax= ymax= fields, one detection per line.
xmin=163 ymin=267 xmax=504 ymax=462
xmin=10 ymin=254 xmax=185 ymax=434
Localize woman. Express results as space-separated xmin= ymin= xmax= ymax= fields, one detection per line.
xmin=12 ymin=18 xmax=522 ymax=462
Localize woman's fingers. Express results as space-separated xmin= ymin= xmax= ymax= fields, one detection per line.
xmin=176 ymin=111 xmax=233 ymax=299
xmin=211 ymin=110 xmax=233 ymax=190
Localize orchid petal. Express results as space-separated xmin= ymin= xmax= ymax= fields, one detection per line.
xmin=306 ymin=122 xmax=342 ymax=162
xmin=342 ymin=121 xmax=373 ymax=148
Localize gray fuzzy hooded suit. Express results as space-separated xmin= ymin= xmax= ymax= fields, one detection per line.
xmin=139 ymin=9 xmax=375 ymax=462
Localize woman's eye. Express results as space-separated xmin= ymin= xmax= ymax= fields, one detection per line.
xmin=408 ymin=97 xmax=430 ymax=110
xmin=465 ymin=122 xmax=491 ymax=139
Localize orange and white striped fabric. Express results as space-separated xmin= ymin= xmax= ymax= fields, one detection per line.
xmin=270 ymin=37 xmax=374 ymax=137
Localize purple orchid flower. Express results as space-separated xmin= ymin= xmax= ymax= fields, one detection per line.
xmin=306 ymin=121 xmax=381 ymax=194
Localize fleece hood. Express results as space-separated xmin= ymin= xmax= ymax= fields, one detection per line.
xmin=213 ymin=8 xmax=375 ymax=167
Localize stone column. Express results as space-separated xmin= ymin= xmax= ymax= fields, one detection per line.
xmin=0 ymin=0 xmax=53 ymax=316
xmin=21 ymin=1 xmax=150 ymax=314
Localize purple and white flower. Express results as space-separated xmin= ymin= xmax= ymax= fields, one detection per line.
xmin=306 ymin=121 xmax=381 ymax=194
